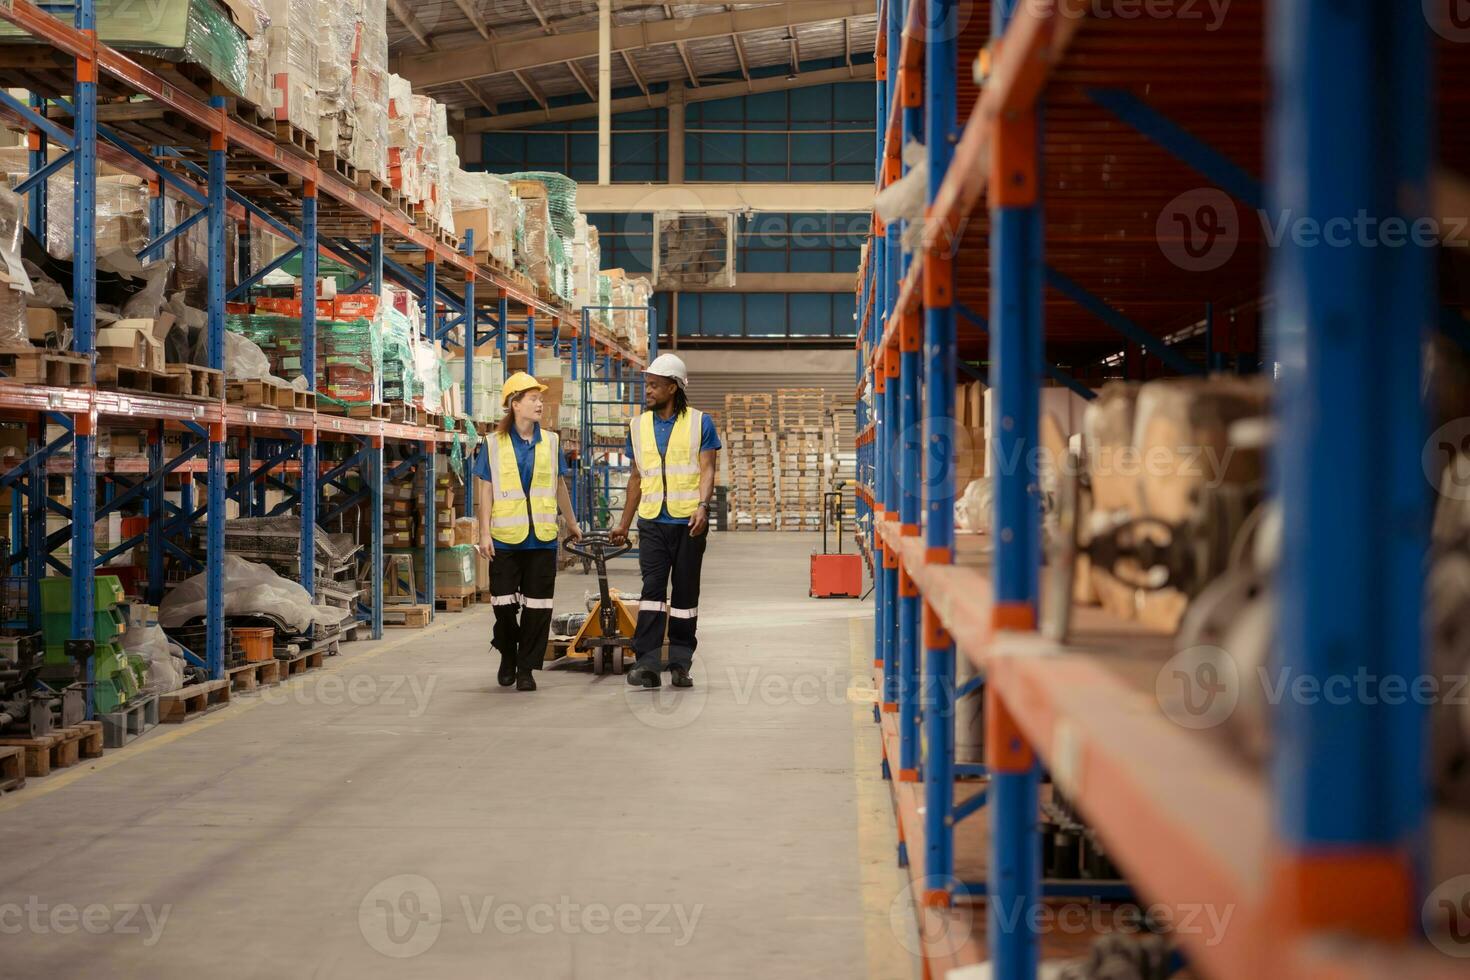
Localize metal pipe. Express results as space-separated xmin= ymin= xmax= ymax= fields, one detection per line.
xmin=598 ymin=0 xmax=611 ymax=185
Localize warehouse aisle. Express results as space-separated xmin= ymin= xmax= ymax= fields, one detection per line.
xmin=0 ymin=533 xmax=912 ymax=980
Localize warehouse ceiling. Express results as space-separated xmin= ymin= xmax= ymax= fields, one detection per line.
xmin=387 ymin=0 xmax=878 ymax=114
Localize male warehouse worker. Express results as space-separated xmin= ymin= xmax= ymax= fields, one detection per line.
xmin=609 ymin=353 xmax=720 ymax=689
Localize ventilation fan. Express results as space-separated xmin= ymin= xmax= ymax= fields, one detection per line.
xmin=653 ymin=211 xmax=737 ymax=289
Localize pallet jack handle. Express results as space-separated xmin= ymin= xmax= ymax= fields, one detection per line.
xmin=822 ymin=485 xmax=845 ymax=556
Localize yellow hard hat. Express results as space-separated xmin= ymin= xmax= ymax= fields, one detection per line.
xmin=501 ymin=371 xmax=548 ymax=406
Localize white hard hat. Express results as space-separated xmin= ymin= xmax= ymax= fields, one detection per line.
xmin=645 ymin=353 xmax=689 ymax=389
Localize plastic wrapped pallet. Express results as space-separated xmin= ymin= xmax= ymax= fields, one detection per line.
xmin=505 ymin=172 xmax=578 ymax=239
xmin=0 ymin=186 xmax=31 ymax=349
xmin=227 ymin=311 xmax=381 ymax=408
xmin=0 ymin=0 xmax=254 ymax=98
xmin=379 ymin=292 xmax=419 ymax=406
xmin=387 ymin=75 xmax=422 ymax=201
xmin=516 ymin=194 xmax=555 ymax=292
xmin=257 ymin=0 xmax=321 ymax=141
xmin=349 ymin=0 xmax=390 ymax=180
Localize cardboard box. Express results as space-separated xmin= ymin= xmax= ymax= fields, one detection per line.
xmin=453 ymin=207 xmax=494 ymax=256
xmin=26 ymin=307 xmax=61 ymax=343
xmin=96 ymin=321 xmax=164 ymax=372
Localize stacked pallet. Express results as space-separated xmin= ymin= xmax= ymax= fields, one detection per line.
xmin=776 ymin=390 xmax=831 ymax=530
xmin=722 ymin=394 xmax=777 ymax=530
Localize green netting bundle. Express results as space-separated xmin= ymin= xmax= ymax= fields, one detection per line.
xmin=380 ymin=306 xmax=419 ymax=405
xmin=226 ymin=313 xmax=382 ymax=408
xmin=505 ymin=171 xmax=578 ymax=239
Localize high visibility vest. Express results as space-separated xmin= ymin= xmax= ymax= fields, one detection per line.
xmin=488 ymin=428 xmax=559 ymax=545
xmin=630 ymin=408 xmax=704 ymax=521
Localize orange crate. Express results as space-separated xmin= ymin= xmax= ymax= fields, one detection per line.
xmin=231 ymin=627 xmax=275 ymax=663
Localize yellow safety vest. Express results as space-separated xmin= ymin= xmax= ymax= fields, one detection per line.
xmin=489 ymin=428 xmax=559 ymax=545
xmin=630 ymin=408 xmax=704 ymax=521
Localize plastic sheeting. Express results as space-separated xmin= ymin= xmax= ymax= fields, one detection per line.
xmin=0 ymin=186 xmax=31 ymax=348
xmin=255 ymin=0 xmax=321 ymax=140
xmin=159 ymin=554 xmax=346 ymax=632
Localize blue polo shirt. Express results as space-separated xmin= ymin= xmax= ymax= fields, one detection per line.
xmin=624 ymin=410 xmax=722 ymax=524
xmin=473 ymin=424 xmax=571 ymax=550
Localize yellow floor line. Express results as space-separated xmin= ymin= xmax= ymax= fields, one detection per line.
xmin=851 ymin=615 xmax=918 ymax=980
xmin=0 ymin=608 xmax=483 ymax=813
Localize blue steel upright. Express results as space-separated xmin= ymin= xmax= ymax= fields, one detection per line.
xmin=26 ymin=94 xmax=45 ymax=239
xmin=205 ymin=101 xmax=228 ymax=678
xmin=464 ymin=269 xmax=476 ymax=521
xmin=370 ymin=225 xmax=385 ymax=639
xmin=70 ymin=0 xmax=98 ymax=703
xmin=1267 ymin=0 xmax=1429 ymax=941
xmin=986 ymin=0 xmax=1043 ymax=972
xmin=299 ymin=182 xmax=318 ymax=598
xmin=423 ymin=252 xmax=438 ymax=618
xmin=920 ymin=0 xmax=960 ymax=909
xmin=894 ymin=0 xmax=923 ymax=781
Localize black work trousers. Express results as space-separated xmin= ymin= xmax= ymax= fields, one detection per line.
xmin=632 ymin=518 xmax=708 ymax=671
xmin=489 ymin=548 xmax=558 ymax=672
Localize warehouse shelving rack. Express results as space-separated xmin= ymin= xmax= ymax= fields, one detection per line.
xmin=0 ymin=0 xmax=648 ymax=714
xmin=858 ymin=0 xmax=1470 ymax=977
xmin=577 ymin=304 xmax=656 ymax=541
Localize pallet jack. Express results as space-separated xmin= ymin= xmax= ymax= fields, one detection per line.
xmin=548 ymin=532 xmax=639 ymax=675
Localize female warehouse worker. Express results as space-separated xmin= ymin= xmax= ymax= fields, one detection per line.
xmin=474 ymin=371 xmax=581 ymax=692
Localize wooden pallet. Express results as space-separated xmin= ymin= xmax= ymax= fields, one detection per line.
xmin=319 ymin=149 xmax=356 ymax=184
xmin=266 ymin=117 xmax=318 ymax=158
xmin=158 ymin=678 xmax=231 ymax=724
xmin=0 ymin=745 xmax=23 ymax=793
xmin=226 ymin=378 xmax=315 ymax=411
xmin=0 ymin=721 xmax=99 ymax=777
xmin=384 ymin=604 xmax=432 ymax=628
xmin=227 ymin=658 xmax=283 ymax=693
xmin=164 ymin=364 xmax=225 ymax=400
xmin=277 ymin=647 xmax=326 ymax=678
xmin=99 ymin=693 xmax=159 ymax=748
xmin=435 ymin=591 xmax=477 ymax=613
xmin=386 ymin=401 xmax=419 ymax=425
xmin=0 ymin=348 xmax=90 ymax=386
xmin=321 ymin=401 xmax=391 ymax=420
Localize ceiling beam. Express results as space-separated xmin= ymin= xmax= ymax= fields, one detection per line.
xmin=568 ymin=60 xmax=597 ymax=100
xmin=460 ymin=80 xmax=497 ymax=113
xmin=466 ymin=63 xmax=875 ymax=132
xmin=622 ymin=50 xmax=649 ymax=95
xmin=523 ymin=0 xmax=553 ymax=31
xmin=452 ymin=0 xmax=493 ymax=40
xmin=391 ymin=0 xmax=871 ymax=88
xmin=844 ymin=17 xmax=851 ymax=66
xmin=732 ymin=33 xmax=750 ymax=81
xmin=387 ymin=0 xmax=433 ymax=50
xmin=676 ymin=41 xmax=701 ymax=87
xmin=512 ymin=69 xmax=549 ymax=109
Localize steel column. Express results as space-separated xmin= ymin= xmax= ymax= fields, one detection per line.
xmin=26 ymin=94 xmax=46 ymax=239
xmin=423 ymin=443 xmax=436 ymax=617
xmin=370 ymin=436 xmax=384 ymax=639
xmin=299 ymin=183 xmax=318 ymax=597
xmin=1266 ymin=0 xmax=1429 ymax=940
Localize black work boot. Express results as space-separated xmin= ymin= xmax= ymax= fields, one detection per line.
xmin=516 ymin=670 xmax=537 ymax=692
xmin=626 ymin=665 xmax=661 ymax=688
xmin=669 ymin=664 xmax=693 ymax=688
xmin=497 ymin=651 xmax=517 ymax=688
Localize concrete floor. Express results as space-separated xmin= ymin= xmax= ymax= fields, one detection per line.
xmin=0 ymin=532 xmax=916 ymax=979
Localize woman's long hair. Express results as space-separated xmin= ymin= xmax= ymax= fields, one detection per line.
xmin=496 ymin=391 xmax=527 ymax=436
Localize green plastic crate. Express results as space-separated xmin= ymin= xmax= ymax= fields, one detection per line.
xmin=42 ymin=608 xmax=125 ymax=647
xmin=39 ymin=575 xmax=125 ymax=614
